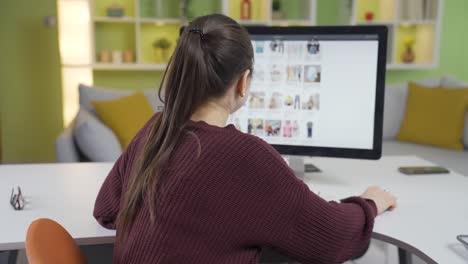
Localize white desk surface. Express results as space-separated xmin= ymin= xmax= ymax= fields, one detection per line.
xmin=0 ymin=156 xmax=467 ymax=264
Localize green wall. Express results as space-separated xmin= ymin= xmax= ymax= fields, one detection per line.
xmin=0 ymin=0 xmax=63 ymax=163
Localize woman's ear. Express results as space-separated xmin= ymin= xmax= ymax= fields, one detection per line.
xmin=236 ymin=69 xmax=251 ymax=98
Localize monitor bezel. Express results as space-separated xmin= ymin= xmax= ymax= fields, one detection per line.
xmin=245 ymin=26 xmax=387 ymax=160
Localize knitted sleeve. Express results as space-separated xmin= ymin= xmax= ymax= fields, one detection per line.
xmin=246 ymin=138 xmax=378 ymax=264
xmin=93 ymin=148 xmax=128 ymax=229
xmin=274 ymin=182 xmax=378 ymax=264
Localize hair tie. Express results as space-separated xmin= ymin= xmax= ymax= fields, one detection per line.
xmin=189 ymin=28 xmax=205 ymax=40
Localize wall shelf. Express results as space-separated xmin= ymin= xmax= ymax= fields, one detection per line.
xmin=139 ymin=18 xmax=181 ymax=24
xmin=93 ymin=63 xmax=167 ymax=71
xmin=90 ymin=0 xmax=317 ymax=72
xmin=340 ymin=0 xmax=443 ymax=70
xmin=93 ymin=16 xmax=136 ymax=23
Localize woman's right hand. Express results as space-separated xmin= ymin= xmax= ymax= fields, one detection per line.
xmin=361 ymin=186 xmax=397 ymax=215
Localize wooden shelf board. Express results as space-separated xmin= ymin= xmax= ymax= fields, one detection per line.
xmin=93 ymin=16 xmax=135 ymax=23
xmin=271 ymin=19 xmax=314 ymax=25
xmin=355 ymin=21 xmax=395 ymax=26
xmin=387 ymin=63 xmax=437 ymax=70
xmin=139 ymin=18 xmax=181 ymax=24
xmin=92 ymin=63 xmax=167 ymax=71
xmin=398 ymin=20 xmax=437 ymax=25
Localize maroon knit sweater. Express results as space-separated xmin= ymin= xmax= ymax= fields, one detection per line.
xmin=94 ymin=114 xmax=377 ymax=264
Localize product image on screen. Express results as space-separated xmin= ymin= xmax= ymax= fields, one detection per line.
xmin=228 ymin=33 xmax=379 ymax=150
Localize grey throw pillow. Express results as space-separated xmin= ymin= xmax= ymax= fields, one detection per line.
xmin=78 ymin=83 xmax=163 ymax=114
xmin=383 ymin=83 xmax=408 ymax=140
xmin=73 ymin=108 xmax=122 ymax=162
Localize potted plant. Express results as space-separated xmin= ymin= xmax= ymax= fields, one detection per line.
xmin=272 ymin=0 xmax=284 ymax=20
xmin=152 ymin=38 xmax=172 ymax=62
xmin=401 ymin=36 xmax=416 ymax=63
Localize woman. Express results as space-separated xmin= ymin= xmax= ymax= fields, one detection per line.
xmin=94 ymin=14 xmax=397 ymax=264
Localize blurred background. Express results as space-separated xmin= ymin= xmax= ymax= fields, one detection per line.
xmin=0 ymin=0 xmax=467 ymax=164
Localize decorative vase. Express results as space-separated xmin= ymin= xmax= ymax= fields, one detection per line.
xmin=153 ymin=48 xmax=170 ymax=63
xmin=107 ymin=3 xmax=125 ymax=17
xmin=365 ymin=12 xmax=374 ymax=21
xmin=122 ymin=50 xmax=134 ymax=63
xmin=272 ymin=11 xmax=284 ymax=20
xmin=240 ymin=0 xmax=252 ymax=20
xmin=99 ymin=50 xmax=111 ymax=63
xmin=112 ymin=50 xmax=123 ymax=64
xmin=401 ymin=46 xmax=415 ymax=63
xmin=272 ymin=0 xmax=283 ymax=20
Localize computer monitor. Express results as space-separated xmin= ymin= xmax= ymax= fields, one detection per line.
xmin=227 ymin=26 xmax=387 ymax=162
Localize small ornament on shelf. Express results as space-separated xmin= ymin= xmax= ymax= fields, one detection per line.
xmin=365 ymin=11 xmax=374 ymax=21
xmin=106 ymin=2 xmax=125 ymax=17
xmin=240 ymin=0 xmax=252 ymax=20
xmin=153 ymin=38 xmax=172 ymax=63
xmin=112 ymin=50 xmax=123 ymax=64
xmin=401 ymin=37 xmax=416 ymax=63
xmin=123 ymin=50 xmax=134 ymax=63
xmin=99 ymin=50 xmax=111 ymax=63
xmin=272 ymin=0 xmax=284 ymax=20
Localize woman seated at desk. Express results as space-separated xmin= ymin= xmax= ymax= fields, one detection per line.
xmin=94 ymin=14 xmax=397 ymax=264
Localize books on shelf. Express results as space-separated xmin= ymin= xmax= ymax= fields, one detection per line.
xmin=401 ymin=0 xmax=438 ymax=21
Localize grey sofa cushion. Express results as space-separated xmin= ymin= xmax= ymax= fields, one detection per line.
xmin=383 ymin=83 xmax=408 ymax=139
xmin=55 ymin=124 xmax=80 ymax=162
xmin=78 ymin=83 xmax=164 ymax=114
xmin=73 ymin=108 xmax=122 ymax=162
xmin=383 ymin=78 xmax=443 ymax=140
xmin=441 ymin=76 xmax=468 ymax=87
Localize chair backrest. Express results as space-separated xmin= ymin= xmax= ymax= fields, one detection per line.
xmin=26 ymin=218 xmax=87 ymax=264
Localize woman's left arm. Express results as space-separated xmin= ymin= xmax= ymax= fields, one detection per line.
xmin=93 ymin=151 xmax=129 ymax=229
xmin=93 ymin=113 xmax=157 ymax=229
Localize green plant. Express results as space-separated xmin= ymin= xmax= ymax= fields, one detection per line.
xmin=152 ymin=38 xmax=171 ymax=50
xmin=272 ymin=0 xmax=281 ymax=11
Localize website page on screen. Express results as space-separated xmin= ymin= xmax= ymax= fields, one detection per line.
xmin=228 ymin=35 xmax=379 ymax=150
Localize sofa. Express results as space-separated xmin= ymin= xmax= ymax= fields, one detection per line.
xmin=56 ymin=76 xmax=468 ymax=175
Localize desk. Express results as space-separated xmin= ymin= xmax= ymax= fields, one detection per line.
xmin=0 ymin=156 xmax=467 ymax=263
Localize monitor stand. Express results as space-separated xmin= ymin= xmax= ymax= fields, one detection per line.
xmin=282 ymin=156 xmax=321 ymax=179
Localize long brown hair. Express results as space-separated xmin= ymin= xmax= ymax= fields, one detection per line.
xmin=116 ymin=14 xmax=254 ymax=239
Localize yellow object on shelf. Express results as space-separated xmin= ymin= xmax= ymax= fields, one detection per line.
xmin=356 ymin=0 xmax=395 ymax=23
xmin=228 ymin=0 xmax=269 ymax=22
xmin=395 ymin=24 xmax=435 ymax=64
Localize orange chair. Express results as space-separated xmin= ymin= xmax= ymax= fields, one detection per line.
xmin=25 ymin=218 xmax=87 ymax=264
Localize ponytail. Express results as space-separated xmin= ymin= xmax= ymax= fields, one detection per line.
xmin=116 ymin=14 xmax=254 ymax=240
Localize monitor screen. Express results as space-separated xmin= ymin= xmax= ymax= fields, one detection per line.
xmin=228 ymin=26 xmax=387 ymax=159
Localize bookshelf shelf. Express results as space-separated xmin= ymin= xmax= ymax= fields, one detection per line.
xmin=340 ymin=0 xmax=443 ymax=69
xmin=90 ymin=0 xmax=317 ymax=72
xmin=222 ymin=0 xmax=316 ymax=26
xmin=93 ymin=63 xmax=167 ymax=71
xmin=93 ymin=16 xmax=136 ymax=23
xmin=139 ymin=17 xmax=181 ymax=24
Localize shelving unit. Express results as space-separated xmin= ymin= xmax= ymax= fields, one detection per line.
xmin=90 ymin=0 xmax=184 ymax=71
xmin=90 ymin=0 xmax=317 ymax=71
xmin=340 ymin=0 xmax=443 ymax=69
xmin=222 ymin=0 xmax=316 ymax=26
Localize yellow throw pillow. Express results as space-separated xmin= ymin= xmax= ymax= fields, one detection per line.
xmin=396 ymin=82 xmax=468 ymax=150
xmin=92 ymin=92 xmax=154 ymax=149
